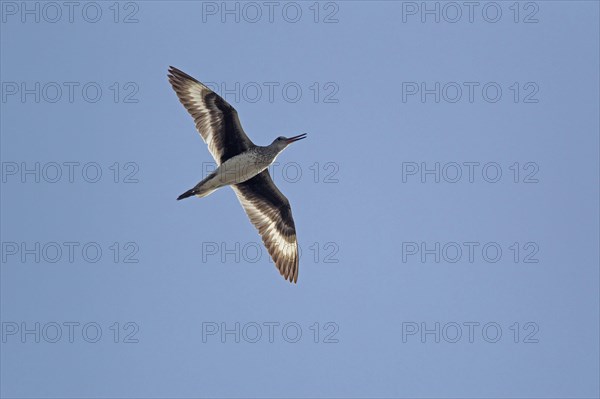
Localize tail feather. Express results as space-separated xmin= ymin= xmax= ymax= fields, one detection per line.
xmin=177 ymin=171 xmax=220 ymax=201
xmin=177 ymin=188 xmax=197 ymax=200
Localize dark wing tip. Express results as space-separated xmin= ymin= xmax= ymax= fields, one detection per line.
xmin=290 ymin=252 xmax=299 ymax=283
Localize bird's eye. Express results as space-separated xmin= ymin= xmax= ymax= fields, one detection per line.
xmin=278 ymin=136 xmax=284 ymax=140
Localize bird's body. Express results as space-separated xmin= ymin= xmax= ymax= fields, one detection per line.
xmin=168 ymin=66 xmax=306 ymax=283
xmin=178 ymin=146 xmax=281 ymax=200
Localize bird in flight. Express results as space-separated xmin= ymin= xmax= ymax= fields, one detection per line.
xmin=168 ymin=66 xmax=306 ymax=283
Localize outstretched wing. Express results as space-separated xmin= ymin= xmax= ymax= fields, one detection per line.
xmin=232 ymin=171 xmax=299 ymax=283
xmin=168 ymin=66 xmax=255 ymax=164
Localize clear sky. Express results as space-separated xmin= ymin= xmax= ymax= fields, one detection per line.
xmin=1 ymin=1 xmax=599 ymax=398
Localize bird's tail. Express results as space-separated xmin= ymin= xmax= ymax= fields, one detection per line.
xmin=177 ymin=188 xmax=197 ymax=200
xmin=177 ymin=185 xmax=218 ymax=200
xmin=177 ymin=171 xmax=219 ymax=201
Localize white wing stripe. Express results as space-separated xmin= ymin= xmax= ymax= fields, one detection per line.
xmin=168 ymin=66 xmax=254 ymax=165
xmin=233 ymin=186 xmax=298 ymax=282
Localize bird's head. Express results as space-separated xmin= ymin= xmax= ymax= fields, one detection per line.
xmin=272 ymin=133 xmax=307 ymax=151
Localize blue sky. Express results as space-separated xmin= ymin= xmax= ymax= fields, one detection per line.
xmin=1 ymin=1 xmax=599 ymax=398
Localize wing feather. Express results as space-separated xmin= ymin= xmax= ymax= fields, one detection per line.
xmin=232 ymin=171 xmax=299 ymax=283
xmin=168 ymin=66 xmax=254 ymax=164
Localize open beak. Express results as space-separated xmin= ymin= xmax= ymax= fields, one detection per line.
xmin=285 ymin=133 xmax=307 ymax=144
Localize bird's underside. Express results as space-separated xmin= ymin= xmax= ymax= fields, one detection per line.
xmin=168 ymin=66 xmax=299 ymax=283
xmin=176 ymin=150 xmax=269 ymax=200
